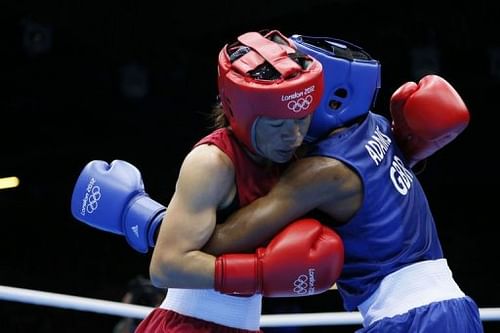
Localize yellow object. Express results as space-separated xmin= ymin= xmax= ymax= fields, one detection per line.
xmin=0 ymin=177 xmax=20 ymax=190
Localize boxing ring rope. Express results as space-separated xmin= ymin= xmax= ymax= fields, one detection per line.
xmin=2 ymin=285 xmax=500 ymax=327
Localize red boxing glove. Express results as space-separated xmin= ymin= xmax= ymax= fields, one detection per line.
xmin=390 ymin=75 xmax=470 ymax=167
xmin=214 ymin=218 xmax=344 ymax=297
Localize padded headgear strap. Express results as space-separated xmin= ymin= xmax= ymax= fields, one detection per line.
xmin=236 ymin=32 xmax=299 ymax=77
xmin=290 ymin=35 xmax=381 ymax=142
xmin=218 ymin=30 xmax=324 ymax=153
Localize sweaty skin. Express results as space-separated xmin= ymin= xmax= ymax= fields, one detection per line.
xmin=203 ymin=144 xmax=363 ymax=255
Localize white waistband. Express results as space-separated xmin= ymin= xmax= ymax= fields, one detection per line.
xmin=357 ymin=259 xmax=466 ymax=327
xmin=160 ymin=289 xmax=262 ymax=330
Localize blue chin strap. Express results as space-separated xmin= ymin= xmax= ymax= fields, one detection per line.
xmin=290 ymin=35 xmax=381 ymax=142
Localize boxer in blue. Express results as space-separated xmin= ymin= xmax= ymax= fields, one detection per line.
xmin=204 ymin=35 xmax=483 ymax=332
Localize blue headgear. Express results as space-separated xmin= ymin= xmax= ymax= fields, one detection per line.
xmin=290 ymin=35 xmax=381 ymax=142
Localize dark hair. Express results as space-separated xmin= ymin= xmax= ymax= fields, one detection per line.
xmin=207 ymin=98 xmax=229 ymax=130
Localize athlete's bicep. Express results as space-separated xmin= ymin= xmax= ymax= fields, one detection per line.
xmin=154 ymin=145 xmax=234 ymax=260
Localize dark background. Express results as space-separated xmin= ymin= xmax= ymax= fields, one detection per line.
xmin=1 ymin=0 xmax=499 ymax=332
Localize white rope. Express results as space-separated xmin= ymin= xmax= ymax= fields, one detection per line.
xmin=0 ymin=285 xmax=152 ymax=319
xmin=1 ymin=285 xmax=500 ymax=327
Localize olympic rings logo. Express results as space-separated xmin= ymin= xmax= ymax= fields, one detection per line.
xmin=86 ymin=185 xmax=101 ymax=214
xmin=293 ymin=274 xmax=309 ymax=295
xmin=287 ymin=95 xmax=313 ymax=113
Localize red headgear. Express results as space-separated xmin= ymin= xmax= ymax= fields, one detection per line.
xmin=217 ymin=30 xmax=324 ymax=152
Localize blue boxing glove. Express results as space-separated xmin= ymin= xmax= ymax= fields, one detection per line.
xmin=71 ymin=160 xmax=166 ymax=253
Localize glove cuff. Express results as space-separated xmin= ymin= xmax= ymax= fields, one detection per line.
xmin=148 ymin=211 xmax=165 ymax=248
xmin=124 ymin=195 xmax=166 ymax=253
xmin=214 ymin=254 xmax=259 ymax=295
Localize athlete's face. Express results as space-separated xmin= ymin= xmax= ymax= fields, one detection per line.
xmin=253 ymin=115 xmax=312 ymax=163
